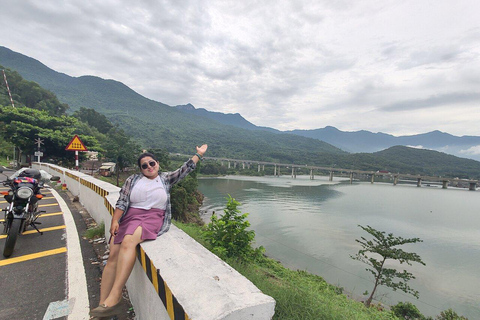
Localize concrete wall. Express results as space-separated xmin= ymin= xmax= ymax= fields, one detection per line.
xmin=33 ymin=163 xmax=275 ymax=320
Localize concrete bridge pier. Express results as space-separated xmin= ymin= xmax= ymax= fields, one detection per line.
xmin=442 ymin=180 xmax=448 ymax=189
xmin=242 ymin=162 xmax=245 ymax=169
xmin=349 ymin=172 xmax=354 ymax=184
xmin=329 ymin=171 xmax=334 ymax=181
xmin=234 ymin=162 xmax=237 ymax=169
xmin=417 ymin=178 xmax=422 ymax=187
xmin=228 ymin=161 xmax=231 ymax=169
xmin=371 ymin=174 xmax=375 ymax=184
xmin=274 ymin=164 xmax=276 ymax=176
xmin=393 ymin=175 xmax=398 ymax=186
xmin=291 ymin=167 xmax=296 ymax=179
xmin=469 ymin=182 xmax=477 ymax=191
xmin=258 ymin=164 xmax=261 ymax=172
xmin=310 ymin=169 xmax=314 ymax=180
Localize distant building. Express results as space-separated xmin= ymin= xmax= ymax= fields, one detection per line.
xmin=86 ymin=151 xmax=99 ymax=160
xmin=99 ymin=162 xmax=116 ymax=176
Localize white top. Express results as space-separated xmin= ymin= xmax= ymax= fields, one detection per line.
xmin=129 ymin=176 xmax=168 ymax=210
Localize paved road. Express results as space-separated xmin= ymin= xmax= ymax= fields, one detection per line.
xmin=0 ymin=168 xmax=89 ymax=320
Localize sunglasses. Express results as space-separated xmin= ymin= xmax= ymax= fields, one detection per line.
xmin=141 ymin=161 xmax=157 ymax=170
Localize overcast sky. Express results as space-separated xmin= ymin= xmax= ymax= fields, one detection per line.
xmin=1 ymin=0 xmax=480 ymax=136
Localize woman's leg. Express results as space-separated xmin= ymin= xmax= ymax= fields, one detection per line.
xmin=99 ymin=238 xmax=121 ymax=305
xmin=103 ymin=226 xmax=144 ymax=307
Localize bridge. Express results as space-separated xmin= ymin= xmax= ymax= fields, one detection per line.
xmin=172 ymin=154 xmax=479 ymax=191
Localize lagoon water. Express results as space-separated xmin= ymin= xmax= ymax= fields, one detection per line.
xmin=198 ymin=175 xmax=480 ymax=319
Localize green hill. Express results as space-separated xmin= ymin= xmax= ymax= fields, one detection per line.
xmin=2 ymin=46 xmax=480 ymax=178
xmin=0 ymin=46 xmax=344 ymax=163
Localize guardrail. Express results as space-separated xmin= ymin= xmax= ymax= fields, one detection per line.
xmin=33 ymin=163 xmax=275 ymax=320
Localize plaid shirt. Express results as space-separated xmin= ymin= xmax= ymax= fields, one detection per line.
xmin=115 ymin=159 xmax=197 ymax=237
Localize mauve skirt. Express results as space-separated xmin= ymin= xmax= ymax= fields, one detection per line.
xmin=113 ymin=207 xmax=166 ymax=244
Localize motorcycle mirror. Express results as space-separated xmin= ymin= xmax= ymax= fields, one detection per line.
xmin=50 ymin=176 xmax=61 ymax=181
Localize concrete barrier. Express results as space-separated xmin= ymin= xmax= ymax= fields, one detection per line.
xmin=33 ymin=163 xmax=276 ymax=320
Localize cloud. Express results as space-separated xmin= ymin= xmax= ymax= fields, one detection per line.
xmin=379 ymin=92 xmax=480 ymax=112
xmin=1 ymin=0 xmax=480 ymax=136
xmin=460 ymin=145 xmax=480 ymax=155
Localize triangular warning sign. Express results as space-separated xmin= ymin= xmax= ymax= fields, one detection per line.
xmin=65 ymin=135 xmax=88 ymax=151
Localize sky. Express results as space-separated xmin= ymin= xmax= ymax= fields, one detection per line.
xmin=1 ymin=0 xmax=480 ymax=137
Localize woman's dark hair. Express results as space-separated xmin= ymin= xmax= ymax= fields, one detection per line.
xmin=137 ymin=152 xmax=159 ymax=167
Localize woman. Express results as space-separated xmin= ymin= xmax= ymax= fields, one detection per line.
xmin=90 ymin=144 xmax=208 ymax=318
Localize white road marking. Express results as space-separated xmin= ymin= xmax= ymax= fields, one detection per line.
xmin=49 ymin=188 xmax=89 ymax=320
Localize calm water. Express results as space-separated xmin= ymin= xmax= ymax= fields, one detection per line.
xmin=198 ymin=175 xmax=480 ymax=319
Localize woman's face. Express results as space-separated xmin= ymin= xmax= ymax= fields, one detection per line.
xmin=139 ymin=156 xmax=159 ymax=179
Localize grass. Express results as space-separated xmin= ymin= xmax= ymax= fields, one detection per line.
xmin=84 ymin=222 xmax=105 ymax=239
xmin=174 ymin=220 xmax=398 ymax=320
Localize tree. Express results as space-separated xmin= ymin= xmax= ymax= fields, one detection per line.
xmin=391 ymin=302 xmax=425 ymax=320
xmin=73 ymin=107 xmax=113 ymax=134
xmin=104 ymin=126 xmax=140 ymax=186
xmin=204 ymin=195 xmax=263 ymax=260
xmin=0 ymin=105 xmax=101 ymax=163
xmin=351 ymin=225 xmax=426 ymax=307
xmin=436 ymin=309 xmax=468 ymax=320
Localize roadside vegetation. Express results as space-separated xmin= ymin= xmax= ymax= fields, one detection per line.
xmin=84 ymin=222 xmax=105 ymax=239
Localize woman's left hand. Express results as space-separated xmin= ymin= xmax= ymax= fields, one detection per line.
xmin=196 ymin=144 xmax=208 ymax=156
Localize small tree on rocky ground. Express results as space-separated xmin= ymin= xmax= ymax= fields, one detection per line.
xmin=351 ymin=225 xmax=426 ymax=307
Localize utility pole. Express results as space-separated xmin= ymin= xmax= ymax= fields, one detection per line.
xmin=2 ymin=69 xmax=15 ymax=108
xmin=3 ymin=69 xmax=17 ymax=167
xmin=34 ymin=137 xmax=44 ymax=162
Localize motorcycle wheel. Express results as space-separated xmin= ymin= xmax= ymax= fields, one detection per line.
xmin=3 ymin=219 xmax=22 ymax=257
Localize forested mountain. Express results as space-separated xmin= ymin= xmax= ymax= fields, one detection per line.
xmin=0 ymin=46 xmax=344 ymax=164
xmin=287 ymin=126 xmax=480 ymax=161
xmin=2 ymin=46 xmax=480 ymax=178
xmin=0 ymin=65 xmax=141 ymax=167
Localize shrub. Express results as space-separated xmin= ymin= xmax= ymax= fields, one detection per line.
xmin=204 ymin=195 xmax=264 ymax=260
xmin=391 ymin=302 xmax=425 ymax=319
xmin=436 ymin=309 xmax=468 ymax=320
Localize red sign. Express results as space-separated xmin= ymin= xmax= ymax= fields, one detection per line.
xmin=65 ymin=135 xmax=87 ymax=151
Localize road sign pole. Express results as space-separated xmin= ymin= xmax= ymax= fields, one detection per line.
xmin=75 ymin=151 xmax=79 ymax=171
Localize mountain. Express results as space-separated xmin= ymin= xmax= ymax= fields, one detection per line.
xmin=287 ymin=127 xmax=480 ymax=161
xmin=3 ymin=46 xmax=480 ymax=178
xmin=174 ymin=103 xmax=278 ymax=133
xmin=0 ymin=46 xmax=344 ymax=164
xmin=172 ymin=100 xmax=480 ymax=162
xmin=5 ymin=44 xmax=475 ymax=161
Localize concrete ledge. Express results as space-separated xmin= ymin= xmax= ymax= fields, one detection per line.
xmin=33 ymin=163 xmax=275 ymax=320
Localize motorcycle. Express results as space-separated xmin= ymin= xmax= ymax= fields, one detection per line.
xmin=0 ymin=167 xmax=60 ymax=257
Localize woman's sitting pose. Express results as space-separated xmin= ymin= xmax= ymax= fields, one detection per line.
xmin=90 ymin=144 xmax=207 ymax=318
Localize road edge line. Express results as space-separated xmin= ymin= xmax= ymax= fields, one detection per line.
xmin=50 ymin=187 xmax=89 ymax=319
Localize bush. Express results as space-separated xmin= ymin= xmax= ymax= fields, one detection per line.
xmin=436 ymin=309 xmax=468 ymax=320
xmin=204 ymin=195 xmax=264 ymax=260
xmin=84 ymin=222 xmax=105 ymax=239
xmin=391 ymin=302 xmax=425 ymax=319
